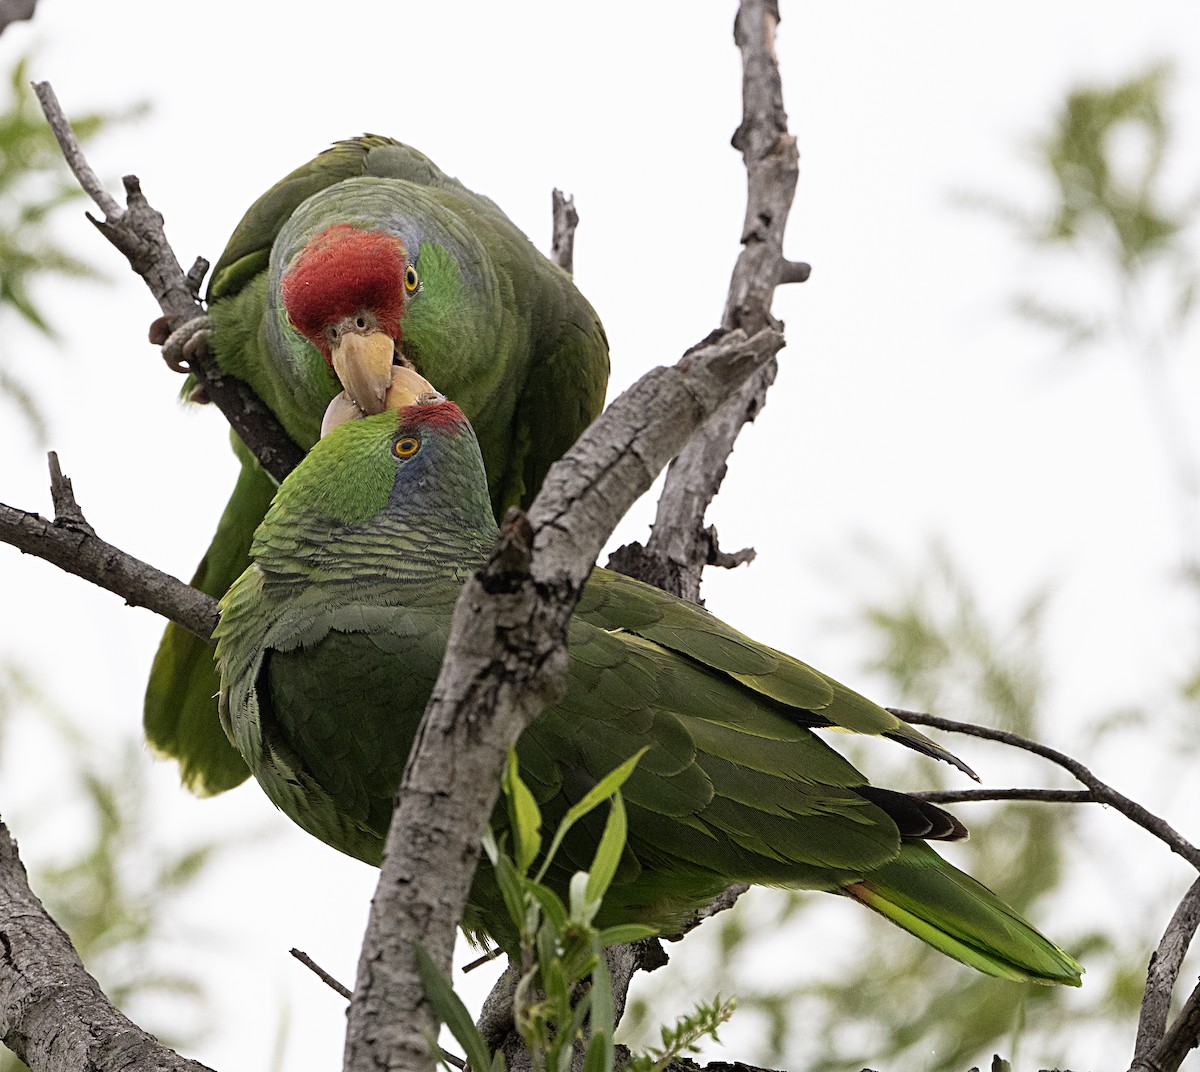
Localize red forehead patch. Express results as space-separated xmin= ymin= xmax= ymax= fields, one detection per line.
xmin=399 ymin=401 xmax=468 ymax=436
xmin=281 ymin=224 xmax=407 ymax=350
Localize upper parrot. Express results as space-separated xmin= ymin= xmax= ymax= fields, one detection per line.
xmin=146 ymin=136 xmax=609 ymax=795
xmin=215 ymin=400 xmax=1082 ymax=986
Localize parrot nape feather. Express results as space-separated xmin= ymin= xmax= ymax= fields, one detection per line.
xmin=145 ymin=137 xmax=608 ymax=795
xmin=215 ymin=402 xmax=1083 ymax=987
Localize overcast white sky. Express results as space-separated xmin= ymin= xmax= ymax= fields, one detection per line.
xmin=2 ymin=3 xmax=1200 ymax=1070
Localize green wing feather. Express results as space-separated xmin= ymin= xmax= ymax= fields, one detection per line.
xmin=577 ymin=568 xmax=974 ymax=774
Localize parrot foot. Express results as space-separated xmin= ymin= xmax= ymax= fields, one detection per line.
xmin=157 ymin=314 xmax=214 ymax=375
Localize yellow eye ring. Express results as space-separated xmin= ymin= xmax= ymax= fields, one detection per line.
xmin=404 ymin=265 xmax=419 ymax=292
xmin=394 ymin=436 xmax=420 ymax=458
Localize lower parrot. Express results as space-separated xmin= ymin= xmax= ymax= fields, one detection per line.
xmin=214 ymin=398 xmax=1082 ymax=986
xmin=146 ymin=136 xmax=609 ymax=795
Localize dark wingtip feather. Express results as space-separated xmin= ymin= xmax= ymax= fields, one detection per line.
xmin=856 ymin=785 xmax=969 ymax=842
xmin=885 ymin=728 xmax=981 ymax=782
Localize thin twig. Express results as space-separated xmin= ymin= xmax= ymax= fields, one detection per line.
xmin=34 ymin=81 xmax=304 ymax=485
xmin=34 ymin=82 xmax=122 ymax=218
xmin=897 ymin=712 xmax=1200 ymax=1072
xmin=912 ymin=788 xmax=1095 ymax=805
xmin=707 ymin=528 xmax=756 ymax=571
xmin=0 ymin=499 xmax=219 ymax=642
xmin=615 ymin=0 xmax=803 ymax=605
xmin=289 ymin=948 xmax=353 ymax=1001
xmin=550 ymin=189 xmax=578 ymax=276
xmin=892 ymin=708 xmax=1200 ymax=871
xmin=462 ymin=948 xmax=503 ymax=974
xmin=46 ymin=451 xmax=94 ymax=535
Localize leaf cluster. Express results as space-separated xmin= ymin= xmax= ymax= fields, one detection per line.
xmin=1037 ymin=64 xmax=1181 ymax=271
xmin=420 ymin=751 xmax=731 ymax=1072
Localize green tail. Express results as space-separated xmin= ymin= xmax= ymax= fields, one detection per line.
xmin=844 ymin=842 xmax=1083 ymax=985
xmin=144 ymin=447 xmax=278 ymax=795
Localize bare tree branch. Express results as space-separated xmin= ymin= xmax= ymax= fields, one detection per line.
xmin=33 ymin=82 xmax=120 ymax=218
xmin=614 ymin=0 xmax=806 ymax=605
xmin=343 ymin=326 xmax=784 ymax=1072
xmin=0 ymin=456 xmax=219 ymax=642
xmin=32 ymin=81 xmax=303 ymax=485
xmin=1130 ymin=976 xmax=1200 ymax=1072
xmin=1134 ymin=877 xmax=1200 ymax=1063
xmin=892 ymin=708 xmax=1200 ymax=870
xmin=0 ymin=818 xmax=214 ymax=1072
xmin=0 ymin=0 xmax=37 ymax=35
xmin=898 ymin=712 xmax=1200 ymax=1072
xmin=46 ymin=452 xmax=92 ymax=534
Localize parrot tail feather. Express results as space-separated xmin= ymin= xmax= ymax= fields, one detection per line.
xmin=841 ymin=843 xmax=1083 ymax=986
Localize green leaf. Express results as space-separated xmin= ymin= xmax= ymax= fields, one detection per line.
xmin=597 ymin=923 xmax=657 ymax=948
xmin=583 ymin=1031 xmax=614 ymax=1072
xmin=491 ymin=850 xmax=528 ymax=934
xmin=414 ymin=944 xmax=494 ymax=1072
xmin=535 ymin=749 xmax=646 ymax=884
xmin=584 ymin=793 xmax=627 ymax=910
xmin=503 ymin=749 xmax=542 ymax=874
xmin=481 ymin=827 xmax=500 ymax=864
xmin=528 ymin=882 xmax=570 ymax=933
xmin=568 ymin=870 xmax=590 ymax=923
xmin=589 ymin=936 xmax=615 ymax=1038
xmin=559 ymin=989 xmax=595 ymax=1072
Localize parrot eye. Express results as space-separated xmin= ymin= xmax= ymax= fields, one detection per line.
xmin=393 ymin=436 xmax=420 ymax=458
xmin=404 ymin=265 xmax=420 ymax=293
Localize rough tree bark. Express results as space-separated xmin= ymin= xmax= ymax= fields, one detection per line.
xmin=0 ymin=0 xmax=36 ymax=36
xmin=0 ymin=820 xmax=214 ymax=1072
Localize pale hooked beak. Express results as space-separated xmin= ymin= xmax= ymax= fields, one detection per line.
xmin=330 ymin=331 xmax=395 ymax=416
xmin=321 ymin=364 xmax=443 ymax=437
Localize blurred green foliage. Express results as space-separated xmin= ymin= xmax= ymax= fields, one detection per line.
xmin=424 ymin=752 xmax=731 ymax=1072
xmin=1007 ymin=64 xmax=1200 ymax=575
xmin=1037 ymin=64 xmax=1182 ymax=272
xmin=0 ymin=55 xmax=142 ymax=440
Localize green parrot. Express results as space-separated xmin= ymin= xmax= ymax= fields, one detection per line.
xmin=146 ymin=136 xmax=609 ymax=795
xmin=215 ymin=399 xmax=1082 ymax=986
